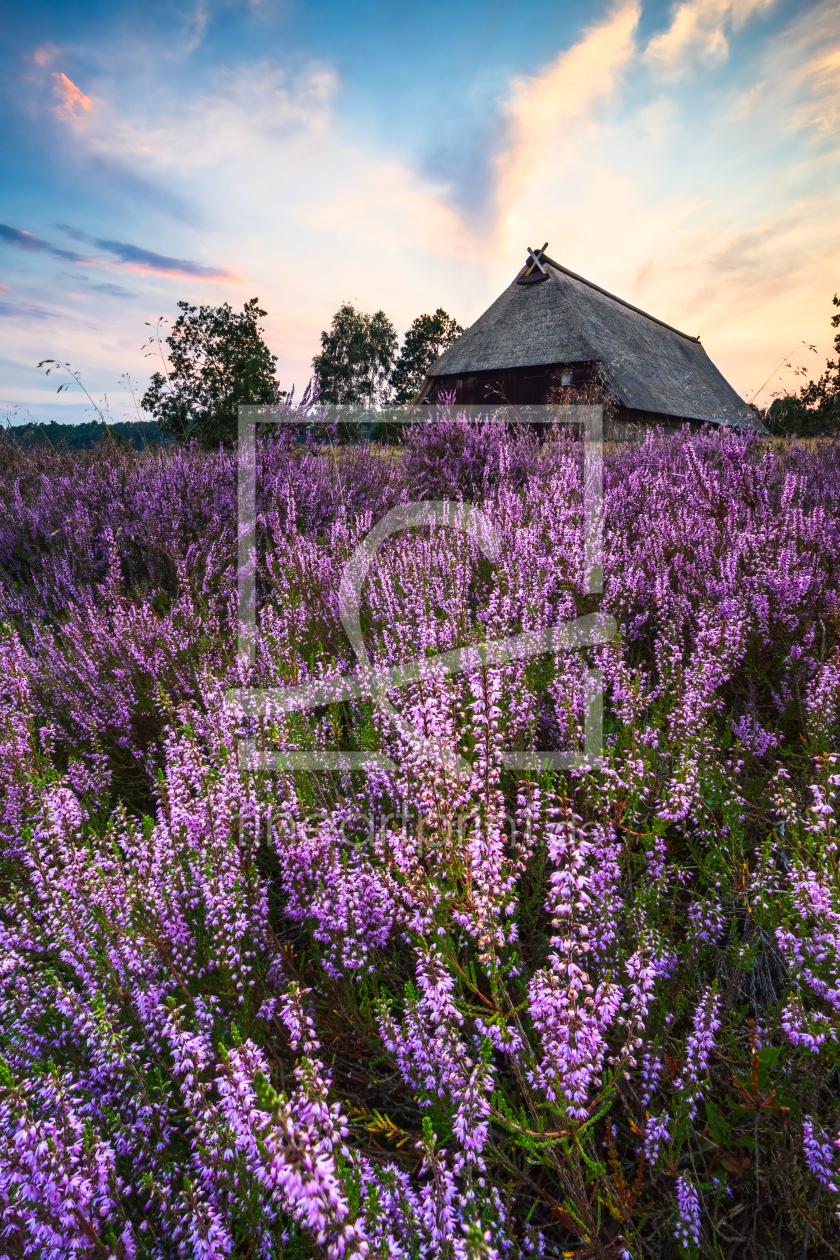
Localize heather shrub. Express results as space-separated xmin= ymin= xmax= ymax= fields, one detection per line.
xmin=400 ymin=414 xmax=540 ymax=498
xmin=1 ymin=423 xmax=839 ymax=1258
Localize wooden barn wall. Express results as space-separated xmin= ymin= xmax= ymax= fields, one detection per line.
xmin=427 ymin=363 xmax=701 ymax=438
xmin=429 ymin=362 xmax=599 ymax=407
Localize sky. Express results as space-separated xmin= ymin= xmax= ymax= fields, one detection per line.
xmin=1 ymin=0 xmax=839 ymax=425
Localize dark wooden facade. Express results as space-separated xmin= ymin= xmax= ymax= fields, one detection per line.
xmin=426 ymin=361 xmax=597 ymax=406
xmin=424 ymin=360 xmax=689 ymax=439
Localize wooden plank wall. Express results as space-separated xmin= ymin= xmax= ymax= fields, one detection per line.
xmin=430 ymin=362 xmax=599 ymax=406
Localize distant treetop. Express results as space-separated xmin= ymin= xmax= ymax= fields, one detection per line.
xmin=312 ymin=303 xmax=464 ymax=407
xmin=312 ymin=304 xmax=398 ymax=407
xmin=389 ymin=308 xmax=464 ymax=403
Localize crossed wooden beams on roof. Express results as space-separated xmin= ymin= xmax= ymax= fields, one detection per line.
xmin=517 ymin=242 xmax=550 ymax=286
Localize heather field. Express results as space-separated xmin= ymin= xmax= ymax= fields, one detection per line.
xmin=2 ymin=421 xmax=840 ymax=1259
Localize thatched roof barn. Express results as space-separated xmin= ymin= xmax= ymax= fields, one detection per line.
xmin=417 ymin=246 xmax=765 ymax=436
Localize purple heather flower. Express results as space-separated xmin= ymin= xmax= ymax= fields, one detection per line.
xmin=803 ymin=1116 xmax=839 ymax=1191
xmin=677 ymin=987 xmax=721 ymax=1117
xmin=3 ymin=420 xmax=840 ymax=1255
xmin=643 ymin=1112 xmax=671 ymax=1166
xmin=687 ymin=898 xmax=727 ymax=946
xmin=675 ymin=1174 xmax=701 ymax=1252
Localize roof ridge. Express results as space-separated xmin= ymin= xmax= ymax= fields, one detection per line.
xmin=532 ymin=255 xmax=700 ymax=344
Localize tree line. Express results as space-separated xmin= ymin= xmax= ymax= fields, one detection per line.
xmin=108 ymin=290 xmax=840 ymax=447
xmin=2 ymin=419 xmax=171 ymax=452
xmin=141 ymin=299 xmax=463 ymax=446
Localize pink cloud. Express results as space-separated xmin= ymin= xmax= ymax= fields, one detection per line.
xmin=32 ymin=45 xmax=59 ymax=66
xmin=52 ymin=72 xmax=93 ymax=118
xmin=117 ymin=261 xmax=237 ymax=280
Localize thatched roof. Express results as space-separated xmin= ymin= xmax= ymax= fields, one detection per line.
xmin=428 ymin=251 xmax=764 ymax=431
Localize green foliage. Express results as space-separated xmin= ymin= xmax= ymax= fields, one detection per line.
xmin=764 ymin=294 xmax=840 ymax=436
xmin=312 ymin=303 xmax=397 ymax=407
xmin=2 ymin=419 xmax=172 ymax=452
xmin=312 ymin=303 xmax=464 ymax=408
xmin=141 ymin=298 xmax=278 ymax=446
xmin=389 ymin=308 xmax=464 ymax=403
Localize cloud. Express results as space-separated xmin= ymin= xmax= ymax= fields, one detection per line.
xmin=66 ymin=60 xmax=336 ymax=180
xmin=718 ymin=4 xmax=840 ymax=136
xmin=45 ymin=63 xmax=471 ymax=289
xmin=3 ymin=222 xmax=231 ymax=280
xmin=89 ymin=282 xmax=136 ymax=297
xmin=797 ymin=47 xmax=840 ymax=135
xmin=0 ymin=223 xmax=88 ymax=262
xmin=32 ymin=46 xmax=59 ymax=67
xmin=0 ymin=301 xmax=56 ymax=320
xmin=773 ymin=0 xmax=840 ymax=137
xmin=182 ymin=0 xmax=210 ymax=54
xmin=460 ymin=0 xmax=840 ymax=409
xmin=731 ymin=79 xmax=765 ymax=118
xmin=495 ymin=3 xmax=641 ymax=243
xmin=52 ymin=72 xmax=93 ymax=118
xmin=0 ymin=224 xmax=50 ymax=252
xmin=649 ymin=194 xmax=840 ymax=404
xmin=91 ymin=237 xmax=234 ymax=278
xmin=645 ymin=0 xmax=773 ymax=76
